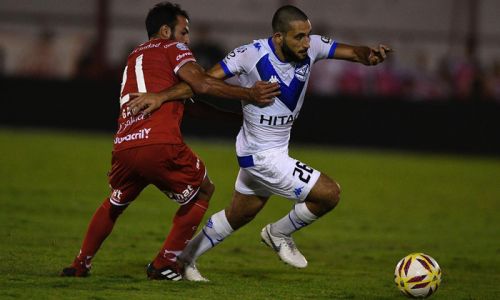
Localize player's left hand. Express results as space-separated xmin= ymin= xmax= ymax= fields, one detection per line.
xmin=368 ymin=44 xmax=392 ymax=65
xmin=249 ymin=81 xmax=280 ymax=107
xmin=127 ymin=92 xmax=165 ymax=116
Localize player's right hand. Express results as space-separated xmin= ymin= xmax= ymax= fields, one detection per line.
xmin=368 ymin=44 xmax=393 ymax=65
xmin=249 ymin=81 xmax=280 ymax=107
xmin=127 ymin=92 xmax=164 ymax=116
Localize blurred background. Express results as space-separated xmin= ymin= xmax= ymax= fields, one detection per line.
xmin=1 ymin=0 xmax=499 ymax=154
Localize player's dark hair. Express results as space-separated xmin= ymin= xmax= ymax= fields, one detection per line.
xmin=272 ymin=5 xmax=309 ymax=33
xmin=146 ymin=2 xmax=189 ymax=38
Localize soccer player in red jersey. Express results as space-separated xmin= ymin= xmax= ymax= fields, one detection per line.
xmin=60 ymin=2 xmax=280 ymax=280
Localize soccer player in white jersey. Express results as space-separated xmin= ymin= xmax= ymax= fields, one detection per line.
xmin=128 ymin=5 xmax=391 ymax=281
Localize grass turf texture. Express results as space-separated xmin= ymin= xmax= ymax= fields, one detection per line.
xmin=0 ymin=128 xmax=499 ymax=300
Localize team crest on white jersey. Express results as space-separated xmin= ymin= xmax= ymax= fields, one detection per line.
xmin=294 ymin=64 xmax=310 ymax=82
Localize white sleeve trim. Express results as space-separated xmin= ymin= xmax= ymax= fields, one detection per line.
xmin=174 ymin=58 xmax=196 ymax=74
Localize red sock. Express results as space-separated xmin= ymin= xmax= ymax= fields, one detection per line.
xmin=153 ymin=198 xmax=209 ymax=268
xmin=75 ymin=198 xmax=126 ymax=267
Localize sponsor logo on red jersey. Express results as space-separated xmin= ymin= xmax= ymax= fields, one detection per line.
xmin=176 ymin=51 xmax=193 ymax=61
xmin=131 ymin=42 xmax=162 ymax=54
xmin=117 ymin=113 xmax=146 ymax=134
xmin=164 ymin=184 xmax=196 ymax=204
xmin=110 ymin=189 xmax=123 ymax=205
xmin=114 ymin=128 xmax=151 ymax=145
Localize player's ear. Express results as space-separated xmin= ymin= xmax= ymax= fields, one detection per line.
xmin=158 ymin=25 xmax=172 ymax=39
xmin=273 ymin=32 xmax=284 ymax=46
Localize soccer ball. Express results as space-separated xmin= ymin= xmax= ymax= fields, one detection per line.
xmin=394 ymin=253 xmax=441 ymax=298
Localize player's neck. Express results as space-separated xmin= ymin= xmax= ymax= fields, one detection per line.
xmin=271 ymin=37 xmax=287 ymax=62
xmin=150 ymin=35 xmax=161 ymax=41
xmin=150 ymin=32 xmax=171 ymax=42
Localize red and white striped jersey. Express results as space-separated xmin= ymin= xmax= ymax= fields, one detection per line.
xmin=113 ymin=38 xmax=196 ymax=151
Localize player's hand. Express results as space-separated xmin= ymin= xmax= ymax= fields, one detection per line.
xmin=368 ymin=44 xmax=392 ymax=65
xmin=127 ymin=92 xmax=164 ymax=116
xmin=249 ymin=81 xmax=280 ymax=107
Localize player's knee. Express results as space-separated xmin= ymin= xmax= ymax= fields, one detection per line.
xmin=198 ymin=179 xmax=215 ymax=201
xmin=325 ymin=181 xmax=341 ymax=210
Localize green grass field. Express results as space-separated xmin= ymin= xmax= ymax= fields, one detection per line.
xmin=0 ymin=128 xmax=499 ymax=299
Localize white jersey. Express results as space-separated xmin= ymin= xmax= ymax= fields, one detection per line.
xmin=220 ymin=35 xmax=338 ymax=156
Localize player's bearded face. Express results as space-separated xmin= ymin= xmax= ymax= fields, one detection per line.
xmin=172 ymin=16 xmax=190 ymax=45
xmin=281 ymin=20 xmax=311 ymax=63
xmin=281 ymin=40 xmax=306 ymax=63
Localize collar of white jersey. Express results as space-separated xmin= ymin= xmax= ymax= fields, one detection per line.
xmin=267 ymin=37 xmax=287 ymax=63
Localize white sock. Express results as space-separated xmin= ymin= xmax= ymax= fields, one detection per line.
xmin=270 ymin=202 xmax=318 ymax=237
xmin=179 ymin=210 xmax=234 ymax=264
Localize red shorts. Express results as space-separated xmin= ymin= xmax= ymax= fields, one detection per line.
xmin=107 ymin=144 xmax=206 ymax=206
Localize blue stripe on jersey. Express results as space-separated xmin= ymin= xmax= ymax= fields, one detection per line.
xmin=256 ymin=54 xmax=309 ymax=112
xmin=328 ymin=41 xmax=339 ymax=59
xmin=219 ymin=61 xmax=234 ymax=77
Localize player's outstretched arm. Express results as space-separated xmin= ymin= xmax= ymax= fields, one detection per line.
xmin=128 ymin=63 xmax=226 ymax=115
xmin=128 ymin=82 xmax=193 ymax=115
xmin=334 ymin=43 xmax=392 ymax=66
xmin=178 ymin=61 xmax=280 ymax=105
xmin=128 ymin=62 xmax=280 ymax=116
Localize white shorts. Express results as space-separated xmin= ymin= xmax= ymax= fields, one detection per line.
xmin=235 ymin=147 xmax=321 ymax=201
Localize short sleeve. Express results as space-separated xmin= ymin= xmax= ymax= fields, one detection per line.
xmin=309 ymin=35 xmax=338 ymax=63
xmin=219 ymin=43 xmax=259 ymax=78
xmin=165 ymin=42 xmax=197 ymax=74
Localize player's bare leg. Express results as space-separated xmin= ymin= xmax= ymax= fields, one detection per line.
xmin=179 ymin=191 xmax=268 ymax=281
xmin=261 ymin=173 xmax=340 ymax=268
xmin=226 ymin=191 xmax=269 ymax=229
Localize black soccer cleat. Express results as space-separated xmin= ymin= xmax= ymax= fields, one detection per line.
xmin=146 ymin=262 xmax=182 ymax=281
xmin=60 ymin=258 xmax=91 ymax=277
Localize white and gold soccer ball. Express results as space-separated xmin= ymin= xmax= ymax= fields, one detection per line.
xmin=394 ymin=253 xmax=441 ymax=298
